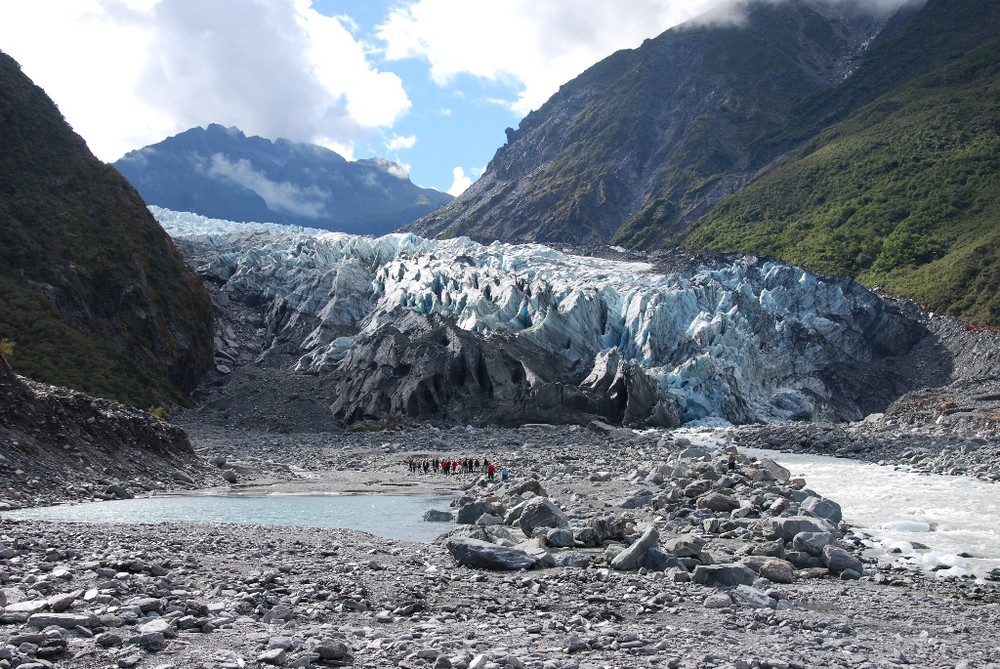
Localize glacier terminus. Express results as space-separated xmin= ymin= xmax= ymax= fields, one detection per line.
xmin=157 ymin=207 xmax=937 ymax=429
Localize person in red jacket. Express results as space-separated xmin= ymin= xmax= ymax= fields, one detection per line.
xmin=487 ymin=462 xmax=496 ymax=481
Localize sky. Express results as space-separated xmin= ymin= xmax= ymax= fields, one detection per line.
xmin=0 ymin=0 xmax=728 ymax=195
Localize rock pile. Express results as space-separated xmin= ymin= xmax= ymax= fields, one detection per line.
xmin=441 ymin=441 xmax=866 ymax=599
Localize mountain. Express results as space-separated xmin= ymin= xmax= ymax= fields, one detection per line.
xmin=681 ymin=0 xmax=1000 ymax=326
xmin=0 ymin=51 xmax=214 ymax=407
xmin=406 ymin=0 xmax=902 ymax=247
xmin=406 ymin=0 xmax=1000 ymax=326
xmin=114 ymin=124 xmax=453 ymax=235
xmin=159 ymin=209 xmax=957 ymax=431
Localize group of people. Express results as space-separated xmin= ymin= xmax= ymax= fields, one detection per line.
xmin=406 ymin=456 xmax=509 ymax=481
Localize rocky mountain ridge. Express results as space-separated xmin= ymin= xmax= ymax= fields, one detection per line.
xmin=405 ymin=0 xmax=905 ymax=247
xmin=0 ymin=51 xmax=215 ymax=407
xmin=114 ymin=124 xmax=453 ymax=236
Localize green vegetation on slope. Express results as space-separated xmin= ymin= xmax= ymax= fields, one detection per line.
xmin=682 ymin=40 xmax=1000 ymax=325
xmin=0 ymin=51 xmax=215 ymax=406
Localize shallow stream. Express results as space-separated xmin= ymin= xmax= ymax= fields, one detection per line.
xmin=3 ymin=493 xmax=456 ymax=544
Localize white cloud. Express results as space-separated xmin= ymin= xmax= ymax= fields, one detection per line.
xmin=0 ymin=0 xmax=411 ymax=162
xmin=386 ymin=134 xmax=418 ymax=151
xmin=205 ymin=153 xmax=330 ymax=218
xmin=377 ymin=0 xmax=721 ymax=115
xmin=447 ymin=166 xmax=473 ymax=196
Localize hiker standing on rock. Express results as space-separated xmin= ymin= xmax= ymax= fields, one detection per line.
xmin=487 ymin=462 xmax=496 ymax=480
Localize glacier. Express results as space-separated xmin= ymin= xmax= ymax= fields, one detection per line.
xmin=155 ymin=207 xmax=930 ymax=428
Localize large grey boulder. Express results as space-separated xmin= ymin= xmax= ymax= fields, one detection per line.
xmin=546 ymin=527 xmax=575 ymax=548
xmin=823 ymin=545 xmax=864 ymax=575
xmin=792 ymin=531 xmax=834 ymax=556
xmin=610 ymin=526 xmax=659 ymax=571
xmin=730 ymin=585 xmax=776 ymax=609
xmin=762 ymin=516 xmax=836 ymax=542
xmin=27 ymin=612 xmax=101 ymax=630
xmin=801 ymin=495 xmax=843 ymax=526
xmin=518 ymin=497 xmax=569 ymax=537
xmin=638 ymin=547 xmax=685 ymax=572
xmin=446 ymin=538 xmax=538 ymax=571
xmin=507 ymin=479 xmax=547 ymax=499
xmin=758 ymin=458 xmax=791 ymax=483
xmin=617 ymin=490 xmax=655 ymax=509
xmin=692 ymin=564 xmax=757 ymax=588
xmin=456 ymin=500 xmax=503 ymax=525
xmin=696 ymin=491 xmax=741 ymax=513
xmin=663 ymin=534 xmax=706 ymax=558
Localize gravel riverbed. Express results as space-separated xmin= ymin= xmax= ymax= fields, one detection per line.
xmin=2 ymin=422 xmax=999 ymax=669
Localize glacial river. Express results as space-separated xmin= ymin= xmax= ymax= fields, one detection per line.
xmin=744 ymin=448 xmax=1000 ymax=580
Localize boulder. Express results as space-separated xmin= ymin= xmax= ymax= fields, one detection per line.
xmin=638 ymin=547 xmax=685 ymax=572
xmin=758 ymin=559 xmax=796 ymax=584
xmin=507 ymin=479 xmax=547 ymax=499
xmin=27 ymin=612 xmax=100 ymax=630
xmin=423 ymin=509 xmax=455 ymax=522
xmin=617 ymin=490 xmax=655 ymax=509
xmin=136 ymin=617 xmax=176 ymax=637
xmin=801 ymin=495 xmax=843 ymax=526
xmin=792 ymin=531 xmax=834 ymax=556
xmin=730 ymin=585 xmax=775 ymax=609
xmin=590 ymin=516 xmax=628 ymax=542
xmin=758 ymin=458 xmax=791 ymax=483
xmin=678 ymin=446 xmax=713 ymax=460
xmin=696 ymin=491 xmax=741 ymax=513
xmin=104 ymin=483 xmax=133 ymax=500
xmin=574 ymin=527 xmax=602 ymax=548
xmin=446 ymin=538 xmax=538 ymax=571
xmin=692 ymin=564 xmax=757 ymax=588
xmin=742 ymin=555 xmax=791 ymax=584
xmin=457 ymin=500 xmax=503 ymax=525
xmin=663 ymin=534 xmax=706 ymax=558
xmin=823 ymin=545 xmax=864 ymax=575
xmin=683 ymin=480 xmax=712 ymax=498
xmin=518 ymin=497 xmax=569 ymax=537
xmin=554 ymin=552 xmax=591 ymax=568
xmin=611 ymin=525 xmax=660 ymax=571
xmin=545 ymin=527 xmax=575 ymax=548
xmin=762 ymin=516 xmax=836 ymax=542
xmin=314 ymin=638 xmax=353 ymax=663
xmin=786 ymin=550 xmax=826 ymax=569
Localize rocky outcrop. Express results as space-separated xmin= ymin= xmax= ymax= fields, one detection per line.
xmin=0 ymin=354 xmax=214 ymax=509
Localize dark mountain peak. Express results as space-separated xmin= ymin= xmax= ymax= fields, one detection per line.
xmin=406 ymin=0 xmax=900 ymax=247
xmin=114 ymin=125 xmax=450 ymax=235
